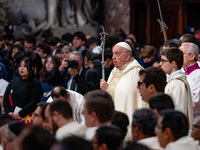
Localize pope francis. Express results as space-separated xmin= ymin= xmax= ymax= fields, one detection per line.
xmin=100 ymin=42 xmax=147 ymax=124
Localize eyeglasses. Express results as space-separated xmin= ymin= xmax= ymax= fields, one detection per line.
xmin=160 ymin=59 xmax=170 ymax=64
xmin=138 ymin=81 xmax=145 ymax=87
xmin=192 ymin=124 xmax=200 ymax=129
xmin=33 ymin=112 xmax=42 ymax=118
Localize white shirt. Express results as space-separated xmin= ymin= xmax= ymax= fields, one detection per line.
xmin=47 ymin=90 xmax=85 ymax=124
xmin=0 ymin=79 xmax=8 ymax=96
xmin=56 ymin=121 xmax=86 ymax=142
xmin=165 ymin=136 xmax=199 ymax=150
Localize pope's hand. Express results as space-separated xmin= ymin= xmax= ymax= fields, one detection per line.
xmin=100 ymin=79 xmax=109 ymax=91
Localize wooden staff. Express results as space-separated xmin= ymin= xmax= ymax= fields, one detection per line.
xmin=157 ymin=0 xmax=168 ymax=42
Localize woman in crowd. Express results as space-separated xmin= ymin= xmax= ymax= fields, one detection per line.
xmin=2 ymin=44 xmax=24 ymax=81
xmin=12 ymin=51 xmax=26 ymax=79
xmin=40 ymin=55 xmax=61 ymax=102
xmin=3 ymin=57 xmax=43 ymax=120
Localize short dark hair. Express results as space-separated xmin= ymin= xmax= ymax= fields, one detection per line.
xmin=37 ymin=42 xmax=51 ymax=56
xmin=7 ymin=44 xmax=24 ymax=59
xmin=37 ymin=102 xmax=48 ymax=120
xmin=49 ymin=99 xmax=73 ymax=119
xmin=73 ymin=31 xmax=86 ymax=42
xmin=0 ymin=114 xmax=14 ymax=127
xmin=149 ymin=93 xmax=175 ymax=113
xmin=112 ymin=111 xmax=129 ymax=138
xmin=48 ymin=37 xmax=61 ymax=46
xmin=84 ymin=89 xmax=114 ymax=123
xmin=179 ymin=34 xmax=197 ymax=46
xmin=20 ymin=126 xmax=56 ymax=150
xmin=86 ymin=37 xmax=98 ymax=48
xmin=163 ymin=39 xmax=178 ymax=48
xmin=104 ymin=47 xmax=113 ymax=60
xmin=51 ymin=86 xmax=68 ymax=99
xmin=24 ymin=35 xmax=36 ymax=46
xmin=160 ymin=109 xmax=188 ymax=140
xmin=132 ymin=108 xmax=157 ymax=136
xmin=41 ymin=30 xmax=53 ymax=39
xmin=59 ymin=136 xmax=93 ymax=150
xmin=61 ymin=32 xmax=73 ymax=44
xmin=124 ymin=141 xmax=150 ymax=150
xmin=95 ymin=125 xmax=124 ymax=150
xmin=161 ymin=48 xmax=183 ymax=69
xmin=139 ymin=67 xmax=166 ymax=93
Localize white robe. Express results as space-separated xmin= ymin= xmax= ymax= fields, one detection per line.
xmin=165 ymin=70 xmax=194 ymax=128
xmin=47 ymin=90 xmax=84 ymax=124
xmin=55 ymin=121 xmax=86 ymax=141
xmin=186 ymin=69 xmax=200 ymax=123
xmin=107 ymin=58 xmax=148 ymax=124
xmin=137 ymin=137 xmax=163 ymax=150
xmin=84 ymin=126 xmax=98 ymax=141
xmin=165 ymin=136 xmax=199 ymax=150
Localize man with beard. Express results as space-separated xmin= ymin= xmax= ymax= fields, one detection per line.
xmin=30 ymin=102 xmax=49 ymax=131
xmin=44 ymin=99 xmax=86 ymax=141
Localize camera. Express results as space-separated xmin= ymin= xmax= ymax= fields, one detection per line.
xmin=68 ymin=59 xmax=79 ymax=69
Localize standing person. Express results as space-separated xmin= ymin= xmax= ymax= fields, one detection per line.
xmin=100 ymin=42 xmax=147 ymax=125
xmin=137 ymin=67 xmax=166 ymax=103
xmin=179 ymin=42 xmax=200 ymax=123
xmin=159 ymin=48 xmax=193 ymax=129
xmin=3 ymin=57 xmax=43 ymax=120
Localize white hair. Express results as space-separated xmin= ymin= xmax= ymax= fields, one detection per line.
xmin=181 ymin=42 xmax=199 ymax=60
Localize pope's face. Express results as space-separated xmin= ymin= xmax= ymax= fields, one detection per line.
xmin=112 ymin=45 xmax=130 ymax=69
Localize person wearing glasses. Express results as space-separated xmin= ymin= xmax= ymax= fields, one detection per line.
xmin=159 ymin=48 xmax=193 ymax=129
xmin=137 ymin=67 xmax=166 ymax=103
xmin=30 ymin=102 xmax=49 ymax=131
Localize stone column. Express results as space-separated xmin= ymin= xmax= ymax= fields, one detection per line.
xmin=105 ymin=0 xmax=130 ymax=36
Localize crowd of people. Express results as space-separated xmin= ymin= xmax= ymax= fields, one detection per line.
xmin=0 ymin=28 xmax=200 ymax=150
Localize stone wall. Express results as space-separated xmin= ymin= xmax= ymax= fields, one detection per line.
xmin=105 ymin=0 xmax=130 ymax=36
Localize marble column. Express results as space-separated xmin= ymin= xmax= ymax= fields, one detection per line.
xmin=105 ymin=0 xmax=130 ymax=36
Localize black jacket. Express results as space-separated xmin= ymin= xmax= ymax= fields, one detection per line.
xmin=3 ymin=77 xmax=43 ymax=117
xmin=48 ymin=67 xmax=97 ymax=95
